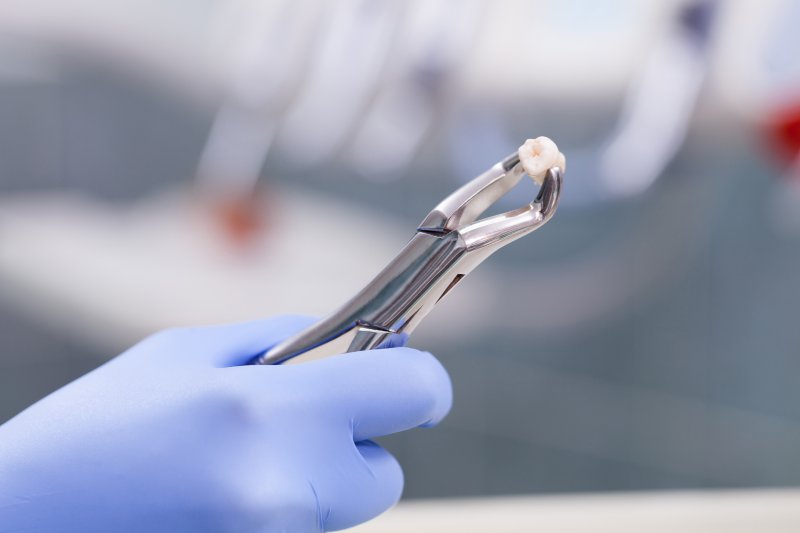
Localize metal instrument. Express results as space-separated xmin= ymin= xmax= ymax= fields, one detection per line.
xmin=254 ymin=150 xmax=563 ymax=365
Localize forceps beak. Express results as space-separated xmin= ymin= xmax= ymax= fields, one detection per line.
xmin=420 ymin=152 xmax=563 ymax=252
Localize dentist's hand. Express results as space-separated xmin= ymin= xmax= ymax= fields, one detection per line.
xmin=0 ymin=316 xmax=452 ymax=532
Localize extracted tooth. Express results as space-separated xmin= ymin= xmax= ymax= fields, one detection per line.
xmin=555 ymin=151 xmax=566 ymax=173
xmin=518 ymin=136 xmax=565 ymax=184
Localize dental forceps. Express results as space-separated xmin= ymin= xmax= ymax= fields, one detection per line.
xmin=255 ymin=150 xmax=563 ymax=365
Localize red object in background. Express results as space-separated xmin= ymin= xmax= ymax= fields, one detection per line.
xmin=765 ymin=100 xmax=800 ymax=178
xmin=212 ymin=189 xmax=272 ymax=249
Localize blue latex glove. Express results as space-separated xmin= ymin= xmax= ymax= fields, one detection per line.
xmin=0 ymin=316 xmax=452 ymax=532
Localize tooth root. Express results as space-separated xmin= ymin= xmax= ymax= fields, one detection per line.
xmin=517 ymin=136 xmax=566 ymax=184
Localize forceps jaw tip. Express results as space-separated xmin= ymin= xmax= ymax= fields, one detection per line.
xmin=502 ymin=152 xmax=521 ymax=171
xmin=536 ymin=166 xmax=563 ymax=221
xmin=417 ymin=156 xmax=525 ymax=232
xmin=424 ymin=157 xmax=563 ymax=251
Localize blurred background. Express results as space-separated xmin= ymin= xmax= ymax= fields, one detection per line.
xmin=1 ymin=0 xmax=800 ymax=501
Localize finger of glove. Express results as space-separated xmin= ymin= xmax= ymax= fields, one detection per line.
xmin=145 ymin=315 xmax=316 ymax=367
xmin=316 ymin=440 xmax=403 ymax=531
xmin=376 ymin=332 xmax=408 ymax=349
xmin=295 ymin=347 xmax=452 ymax=441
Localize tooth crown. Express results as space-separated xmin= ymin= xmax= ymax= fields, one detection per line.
xmin=518 ymin=136 xmax=566 ymax=184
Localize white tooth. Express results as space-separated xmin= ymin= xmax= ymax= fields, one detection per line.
xmin=518 ymin=136 xmax=561 ymax=184
xmin=556 ymin=152 xmax=567 ymax=173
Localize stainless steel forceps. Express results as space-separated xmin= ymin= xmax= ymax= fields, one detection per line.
xmin=255 ymin=150 xmax=563 ymax=365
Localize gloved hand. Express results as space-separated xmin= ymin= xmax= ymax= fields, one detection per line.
xmin=0 ymin=316 xmax=452 ymax=532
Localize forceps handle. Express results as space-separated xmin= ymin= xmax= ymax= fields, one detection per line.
xmin=254 ymin=230 xmax=468 ymax=365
